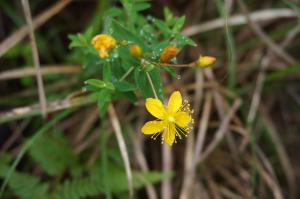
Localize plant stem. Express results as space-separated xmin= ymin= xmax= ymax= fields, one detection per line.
xmin=98 ymin=114 xmax=112 ymax=199
xmin=157 ymin=62 xmax=194 ymax=68
xmin=146 ymin=72 xmax=158 ymax=99
xmin=120 ymin=66 xmax=134 ymax=81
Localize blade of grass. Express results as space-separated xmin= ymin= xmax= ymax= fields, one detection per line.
xmin=215 ymin=0 xmax=237 ymax=89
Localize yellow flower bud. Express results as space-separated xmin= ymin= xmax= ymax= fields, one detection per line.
xmin=197 ymin=56 xmax=216 ymax=68
xmin=91 ymin=34 xmax=116 ymax=58
xmin=160 ymin=45 xmax=178 ymax=63
xmin=129 ymin=44 xmax=142 ymax=58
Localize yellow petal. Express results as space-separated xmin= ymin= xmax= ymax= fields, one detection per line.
xmin=175 ymin=111 xmax=191 ymax=127
xmin=145 ymin=98 xmax=166 ymax=119
xmin=141 ymin=121 xmax=165 ymax=134
xmin=163 ymin=125 xmax=175 ymax=146
xmin=167 ymin=91 xmax=182 ymax=114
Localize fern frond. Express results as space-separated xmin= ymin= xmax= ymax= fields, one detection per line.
xmin=29 ymin=132 xmax=77 ymax=176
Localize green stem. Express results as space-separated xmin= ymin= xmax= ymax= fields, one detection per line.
xmin=157 ymin=62 xmax=193 ymax=68
xmin=146 ymin=72 xmax=158 ymax=99
xmin=99 ymin=113 xmax=112 ymax=199
xmin=120 ymin=66 xmax=134 ymax=81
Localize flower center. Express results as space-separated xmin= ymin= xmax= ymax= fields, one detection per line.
xmin=168 ymin=116 xmax=175 ymax=122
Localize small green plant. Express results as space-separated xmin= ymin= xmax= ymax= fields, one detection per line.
xmin=69 ymin=0 xmax=215 ymax=145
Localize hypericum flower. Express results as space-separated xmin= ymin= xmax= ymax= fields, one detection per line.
xmin=160 ymin=45 xmax=178 ymax=63
xmin=197 ymin=55 xmax=216 ymax=68
xmin=129 ymin=44 xmax=142 ymax=58
xmin=91 ymin=34 xmax=116 ymax=58
xmin=141 ymin=91 xmax=193 ymax=146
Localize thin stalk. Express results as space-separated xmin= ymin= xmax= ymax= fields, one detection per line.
xmin=146 ymin=72 xmax=158 ymax=99
xmin=99 ymin=113 xmax=112 ymax=199
xmin=157 ymin=62 xmax=193 ymax=68
xmin=120 ymin=66 xmax=134 ymax=81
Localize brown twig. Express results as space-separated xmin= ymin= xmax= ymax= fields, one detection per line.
xmin=108 ymin=104 xmax=133 ymax=198
xmin=161 ymin=144 xmax=172 ymax=199
xmin=182 ymin=8 xmax=297 ymax=36
xmin=0 ymin=0 xmax=72 ymax=57
xmin=0 ymin=65 xmax=80 ymax=81
xmin=74 ymin=107 xmax=99 ymax=144
xmin=200 ymin=99 xmax=241 ymax=163
xmin=21 ymin=0 xmax=47 ymax=118
xmin=0 ymin=94 xmax=93 ymax=123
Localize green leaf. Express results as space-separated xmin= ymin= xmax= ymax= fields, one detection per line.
xmin=104 ymin=7 xmax=122 ymax=17
xmin=98 ymin=89 xmax=111 ymax=117
xmin=173 ymin=16 xmax=185 ymax=32
xmin=29 ymin=133 xmax=77 ymax=176
xmin=85 ymin=79 xmax=107 ymax=89
xmin=0 ymin=170 xmax=49 ymax=199
xmin=0 ymin=153 xmax=11 ymax=176
xmin=164 ymin=7 xmax=173 ymax=24
xmin=134 ymin=68 xmax=164 ymax=100
xmin=153 ymin=18 xmax=172 ymax=36
xmin=133 ymin=2 xmax=151 ymax=12
xmin=55 ymin=165 xmax=172 ymax=199
xmin=142 ymin=64 xmax=155 ymax=72
xmin=111 ymin=19 xmax=149 ymax=51
xmin=162 ymin=66 xmax=180 ymax=79
xmin=103 ymin=62 xmax=112 ymax=81
xmin=115 ymin=80 xmax=136 ymax=92
xmin=174 ymin=34 xmax=196 ymax=47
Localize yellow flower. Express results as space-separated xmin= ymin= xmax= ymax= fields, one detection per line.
xmin=197 ymin=55 xmax=216 ymax=68
xmin=129 ymin=44 xmax=142 ymax=58
xmin=141 ymin=91 xmax=193 ymax=146
xmin=91 ymin=34 xmax=116 ymax=58
xmin=160 ymin=45 xmax=178 ymax=63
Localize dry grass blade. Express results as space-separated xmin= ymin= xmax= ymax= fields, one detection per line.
xmin=219 ymin=186 xmax=244 ymax=199
xmin=162 ymin=144 xmax=172 ymax=199
xmin=179 ymin=70 xmax=204 ymax=199
xmin=247 ymin=53 xmax=270 ymax=125
xmin=205 ymin=69 xmax=240 ymax=161
xmin=237 ymin=0 xmax=296 ymax=64
xmin=182 ymin=8 xmax=297 ymax=36
xmin=0 ymin=94 xmax=93 ymax=123
xmin=74 ymin=107 xmax=99 ymax=144
xmin=0 ymin=65 xmax=80 ymax=81
xmin=217 ymin=167 xmax=250 ymax=197
xmin=260 ymin=106 xmax=296 ymax=199
xmin=21 ymin=0 xmax=47 ymax=118
xmin=205 ymin=172 xmax=223 ymax=199
xmin=108 ymin=104 xmax=133 ymax=198
xmin=200 ymin=99 xmax=241 ymax=162
xmin=195 ymin=92 xmax=212 ymax=164
xmin=129 ymin=127 xmax=158 ymax=199
xmin=245 ymin=155 xmax=284 ymax=199
xmin=0 ymin=0 xmax=72 ymax=57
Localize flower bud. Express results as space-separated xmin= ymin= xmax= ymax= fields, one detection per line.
xmin=160 ymin=45 xmax=178 ymax=63
xmin=91 ymin=34 xmax=116 ymax=58
xmin=197 ymin=56 xmax=216 ymax=68
xmin=129 ymin=44 xmax=142 ymax=58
